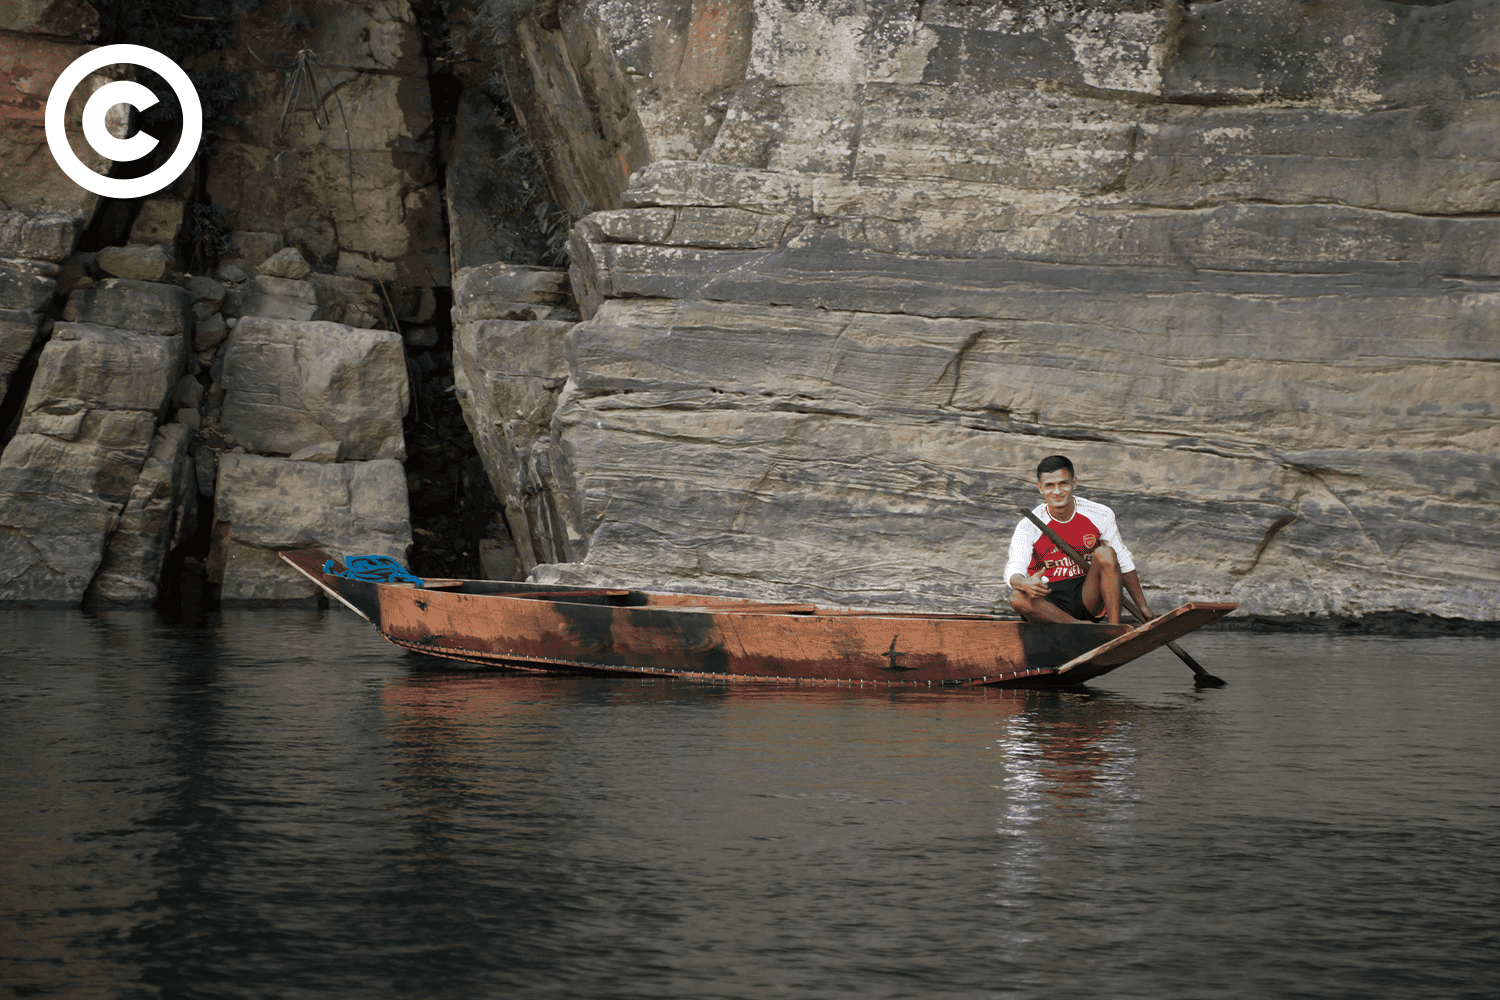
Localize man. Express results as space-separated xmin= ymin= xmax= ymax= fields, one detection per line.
xmin=1005 ymin=455 xmax=1154 ymax=626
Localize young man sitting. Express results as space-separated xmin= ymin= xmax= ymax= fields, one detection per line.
xmin=1005 ymin=455 xmax=1155 ymax=626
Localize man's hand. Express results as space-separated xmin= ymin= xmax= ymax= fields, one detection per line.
xmin=1009 ymin=572 xmax=1051 ymax=599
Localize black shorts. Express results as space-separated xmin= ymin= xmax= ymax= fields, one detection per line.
xmin=1046 ymin=577 xmax=1104 ymax=622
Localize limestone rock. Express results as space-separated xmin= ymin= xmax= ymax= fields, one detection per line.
xmin=171 ymin=375 xmax=205 ymax=411
xmin=209 ymin=454 xmax=412 ymax=602
xmin=234 ymin=274 xmax=319 ymax=322
xmin=194 ymin=313 xmax=228 ymax=351
xmin=218 ymin=316 xmax=408 ymax=461
xmin=540 ymin=296 xmax=1499 ymax=616
xmin=63 ymin=280 xmax=192 ymax=339
xmin=452 ymin=320 xmax=573 ymax=494
xmin=200 ymin=1 xmax=449 ymax=286
xmin=85 ymin=423 xmax=197 ymax=606
xmin=258 ymin=247 xmax=312 ymax=280
xmin=9 ymin=0 xmax=99 ymax=39
xmin=0 ymin=321 xmax=187 ymax=603
xmin=305 ymin=272 xmax=385 ymax=328
xmin=96 ymin=245 xmax=173 ymax=283
xmin=0 ymin=309 xmax=46 ymax=402
xmin=221 ymin=232 xmax=283 ymax=273
xmin=453 ymin=263 xmax=576 ymax=323
xmin=0 ymin=211 xmax=81 ymax=263
xmin=185 ymin=275 xmax=227 ymax=307
xmin=129 ymin=199 xmax=187 ymax=247
xmin=451 ymin=261 xmax=578 ymax=574
xmin=0 ymin=258 xmax=57 ymax=399
xmin=289 ymin=441 xmax=342 ymax=464
xmin=491 ymin=0 xmax=1500 ymax=619
xmin=0 ymin=37 xmax=114 ymax=222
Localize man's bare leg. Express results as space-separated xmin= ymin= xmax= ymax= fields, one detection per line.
xmin=1009 ymin=590 xmax=1084 ymax=623
xmin=1080 ymin=544 xmax=1123 ymax=625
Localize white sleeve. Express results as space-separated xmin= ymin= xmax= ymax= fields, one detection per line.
xmin=1094 ymin=502 xmax=1136 ymax=575
xmin=1004 ymin=509 xmax=1044 ymax=583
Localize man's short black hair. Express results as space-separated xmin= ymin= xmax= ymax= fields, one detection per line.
xmin=1036 ymin=455 xmax=1075 ymax=480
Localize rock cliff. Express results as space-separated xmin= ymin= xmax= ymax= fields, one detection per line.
xmin=0 ymin=0 xmax=1495 ymax=619
xmin=489 ymin=0 xmax=1499 ymax=618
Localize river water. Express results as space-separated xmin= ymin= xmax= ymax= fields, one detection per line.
xmin=3 ymin=607 xmax=1496 ymax=1000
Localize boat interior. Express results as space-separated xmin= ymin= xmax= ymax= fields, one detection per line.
xmin=403 ymin=578 xmax=1013 ymax=620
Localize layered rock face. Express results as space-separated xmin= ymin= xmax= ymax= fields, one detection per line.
xmin=4 ymin=0 xmax=1495 ymax=618
xmin=198 ymin=0 xmax=449 ymax=287
xmin=0 ymin=6 xmax=418 ymax=605
xmin=470 ymin=0 xmax=1499 ymax=618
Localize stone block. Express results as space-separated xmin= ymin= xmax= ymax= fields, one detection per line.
xmin=452 ymin=263 xmax=574 ymax=323
xmin=62 ymin=280 xmax=192 ymax=338
xmin=222 ymin=231 xmax=284 ymax=272
xmin=209 ymin=454 xmax=412 ymax=602
xmin=258 ymin=247 xmax=312 ymax=280
xmin=0 ymin=259 xmax=56 ymax=399
xmin=185 ymin=275 xmax=226 ymax=306
xmin=237 ymin=274 xmax=319 ymax=321
xmin=453 ymin=317 xmax=576 ymax=573
xmin=96 ymin=245 xmax=173 ymax=282
xmin=0 ymin=36 xmax=113 ymax=221
xmin=218 ymin=316 xmax=408 ymax=461
xmin=0 ymin=309 xmax=46 ymax=401
xmin=194 ymin=313 xmax=228 ymax=350
xmin=85 ymin=423 xmax=196 ymax=606
xmin=0 ymin=261 xmax=58 ymax=314
xmin=170 ymin=375 xmax=205 ymax=410
xmin=0 ymin=321 xmax=186 ymax=603
xmin=0 ymin=211 xmax=81 ymax=263
xmin=202 ymin=58 xmax=450 ymax=286
xmin=129 ymin=199 xmax=186 ymax=247
xmin=22 ymin=322 xmax=185 ymax=432
xmin=305 ymin=272 xmax=385 ymax=327
xmin=9 ymin=0 xmax=99 ymax=38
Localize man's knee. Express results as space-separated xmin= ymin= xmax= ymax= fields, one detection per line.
xmin=1092 ymin=543 xmax=1118 ymax=568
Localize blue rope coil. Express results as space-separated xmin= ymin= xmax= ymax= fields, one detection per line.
xmin=325 ymin=554 xmax=425 ymax=588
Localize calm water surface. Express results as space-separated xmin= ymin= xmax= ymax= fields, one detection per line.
xmin=2 ymin=608 xmax=1496 ymax=999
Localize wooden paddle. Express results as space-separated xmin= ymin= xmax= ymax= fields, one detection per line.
xmin=1021 ymin=508 xmax=1227 ymax=688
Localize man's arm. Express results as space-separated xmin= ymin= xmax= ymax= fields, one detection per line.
xmin=1005 ymin=514 xmax=1047 ymax=597
xmin=1009 ymin=571 xmax=1050 ymax=599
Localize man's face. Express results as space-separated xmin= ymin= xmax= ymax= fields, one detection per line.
xmin=1037 ymin=470 xmax=1075 ymax=515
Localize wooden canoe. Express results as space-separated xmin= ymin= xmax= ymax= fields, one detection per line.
xmin=281 ymin=550 xmax=1238 ymax=689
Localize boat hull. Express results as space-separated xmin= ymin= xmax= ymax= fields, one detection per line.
xmin=281 ymin=550 xmax=1237 ymax=688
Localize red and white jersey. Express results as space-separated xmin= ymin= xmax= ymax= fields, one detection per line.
xmin=1004 ymin=497 xmax=1136 ymax=583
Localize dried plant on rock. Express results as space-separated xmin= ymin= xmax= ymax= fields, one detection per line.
xmin=247 ymin=36 xmax=355 ymax=206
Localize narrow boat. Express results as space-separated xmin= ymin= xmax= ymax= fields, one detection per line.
xmin=281 ymin=550 xmax=1238 ymax=688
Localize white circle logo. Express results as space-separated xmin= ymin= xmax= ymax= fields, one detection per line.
xmin=45 ymin=44 xmax=203 ymax=200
